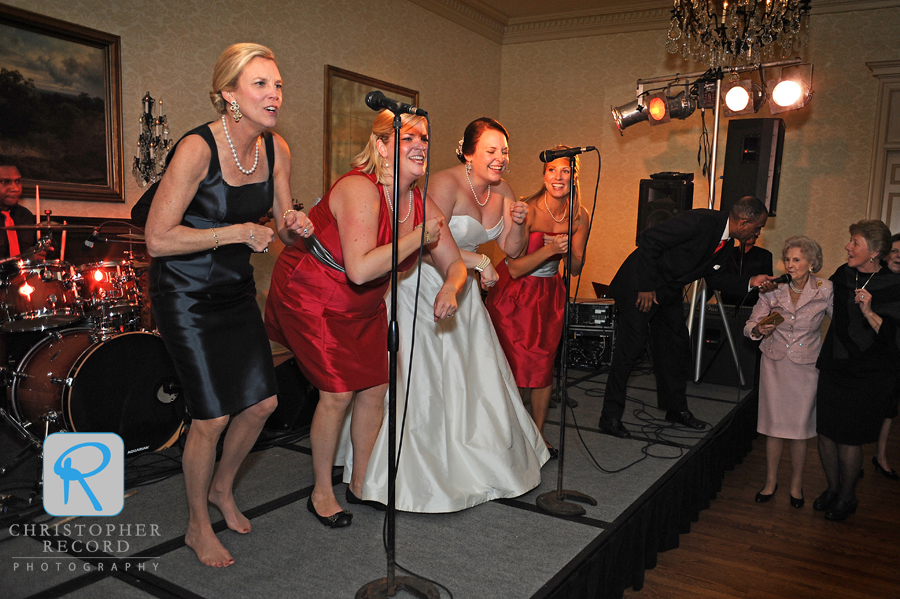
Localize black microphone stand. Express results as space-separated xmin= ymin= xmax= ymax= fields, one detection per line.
xmin=357 ymin=113 xmax=438 ymax=599
xmin=537 ymin=154 xmax=597 ymax=516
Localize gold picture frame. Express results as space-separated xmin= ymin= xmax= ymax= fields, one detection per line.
xmin=0 ymin=5 xmax=124 ymax=202
xmin=323 ymin=65 xmax=418 ymax=196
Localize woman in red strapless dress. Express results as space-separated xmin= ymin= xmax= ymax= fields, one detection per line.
xmin=266 ymin=110 xmax=466 ymax=527
xmin=486 ymin=149 xmax=590 ymax=455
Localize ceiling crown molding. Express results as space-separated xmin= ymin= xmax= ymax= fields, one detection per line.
xmin=410 ymin=0 xmax=900 ymax=45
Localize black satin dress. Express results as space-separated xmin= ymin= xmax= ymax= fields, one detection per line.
xmin=150 ymin=123 xmax=277 ymax=419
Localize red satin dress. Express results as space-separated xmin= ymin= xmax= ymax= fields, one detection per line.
xmin=265 ymin=170 xmax=422 ymax=393
xmin=486 ymin=231 xmax=565 ymax=388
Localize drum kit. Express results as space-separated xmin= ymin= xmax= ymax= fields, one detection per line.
xmin=0 ymin=223 xmax=185 ymax=473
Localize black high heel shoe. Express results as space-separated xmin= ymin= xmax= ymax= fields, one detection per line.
xmin=872 ymin=456 xmax=900 ymax=481
xmin=824 ymin=497 xmax=858 ymax=521
xmin=813 ymin=490 xmax=838 ymax=511
xmin=790 ymin=491 xmax=804 ymax=509
xmin=307 ymin=496 xmax=352 ymax=528
xmin=345 ymin=487 xmax=387 ymax=511
xmin=755 ymin=484 xmax=777 ymax=503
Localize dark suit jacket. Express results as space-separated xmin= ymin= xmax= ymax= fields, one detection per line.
xmin=0 ymin=204 xmax=37 ymax=259
xmin=720 ymin=245 xmax=773 ymax=305
xmin=610 ymin=209 xmax=750 ymax=304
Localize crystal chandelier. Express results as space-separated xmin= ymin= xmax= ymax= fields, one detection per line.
xmin=666 ymin=0 xmax=811 ymax=68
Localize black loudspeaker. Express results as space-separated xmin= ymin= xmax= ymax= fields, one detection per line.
xmin=636 ymin=175 xmax=694 ymax=244
xmin=720 ymin=118 xmax=785 ymax=216
xmin=689 ymin=304 xmax=760 ymax=389
xmin=265 ymin=357 xmax=319 ymax=431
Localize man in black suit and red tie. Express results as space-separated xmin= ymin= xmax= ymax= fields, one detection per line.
xmin=0 ymin=166 xmax=37 ymax=259
xmin=599 ymin=196 xmax=778 ymax=438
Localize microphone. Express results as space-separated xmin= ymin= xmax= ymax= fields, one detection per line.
xmin=84 ymin=227 xmax=100 ymax=248
xmin=539 ymin=146 xmax=595 ymax=163
xmin=752 ymin=273 xmax=791 ymax=289
xmin=364 ymin=91 xmax=427 ymax=117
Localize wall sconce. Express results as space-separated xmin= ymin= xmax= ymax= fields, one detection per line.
xmin=769 ymin=64 xmax=813 ymax=115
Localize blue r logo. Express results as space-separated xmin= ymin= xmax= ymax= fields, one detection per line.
xmin=53 ymin=442 xmax=111 ymax=512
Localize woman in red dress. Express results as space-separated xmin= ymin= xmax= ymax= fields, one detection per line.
xmin=266 ymin=110 xmax=466 ymax=527
xmin=486 ymin=150 xmax=589 ymax=455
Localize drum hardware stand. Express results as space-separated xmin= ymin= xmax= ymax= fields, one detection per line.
xmin=356 ymin=109 xmax=438 ymax=599
xmin=0 ymin=407 xmax=44 ymax=476
xmin=537 ymin=153 xmax=597 ymax=517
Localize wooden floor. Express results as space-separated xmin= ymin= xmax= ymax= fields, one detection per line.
xmin=623 ymin=430 xmax=900 ymax=599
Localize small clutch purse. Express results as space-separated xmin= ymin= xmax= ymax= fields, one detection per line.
xmin=757 ymin=311 xmax=785 ymax=327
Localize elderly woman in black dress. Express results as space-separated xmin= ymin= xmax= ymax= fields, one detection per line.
xmin=814 ymin=220 xmax=900 ymax=520
xmin=146 ymin=43 xmax=312 ymax=567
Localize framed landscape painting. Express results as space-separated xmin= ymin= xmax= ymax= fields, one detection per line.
xmin=323 ymin=65 xmax=418 ymax=196
xmin=0 ymin=5 xmax=124 ymax=202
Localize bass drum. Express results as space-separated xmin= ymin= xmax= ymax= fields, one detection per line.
xmin=9 ymin=329 xmax=184 ymax=455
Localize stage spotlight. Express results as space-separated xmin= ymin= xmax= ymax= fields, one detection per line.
xmin=611 ymin=100 xmax=649 ymax=135
xmin=769 ymin=64 xmax=813 ymax=115
xmin=647 ymin=92 xmax=670 ymax=126
xmin=612 ymin=88 xmax=696 ymax=134
xmin=722 ymin=80 xmax=765 ymax=117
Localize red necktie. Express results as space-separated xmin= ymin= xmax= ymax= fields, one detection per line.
xmin=713 ymin=240 xmax=726 ymax=255
xmin=3 ymin=211 xmax=20 ymax=257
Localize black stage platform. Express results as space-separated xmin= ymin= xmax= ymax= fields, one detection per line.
xmin=0 ymin=365 xmax=756 ymax=599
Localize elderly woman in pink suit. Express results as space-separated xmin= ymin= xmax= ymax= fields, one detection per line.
xmin=744 ymin=236 xmax=833 ymax=508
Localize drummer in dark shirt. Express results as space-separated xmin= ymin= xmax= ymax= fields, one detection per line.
xmin=0 ymin=166 xmax=37 ymax=258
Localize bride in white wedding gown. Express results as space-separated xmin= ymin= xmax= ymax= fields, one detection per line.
xmin=339 ymin=118 xmax=549 ymax=512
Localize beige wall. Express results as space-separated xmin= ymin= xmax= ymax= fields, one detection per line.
xmin=6 ymin=0 xmax=503 ymax=220
xmin=498 ymin=8 xmax=900 ymax=292
xmin=7 ymin=0 xmax=900 ymax=296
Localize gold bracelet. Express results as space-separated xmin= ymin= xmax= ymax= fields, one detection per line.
xmin=211 ymin=228 xmax=218 ymax=251
xmin=283 ymin=209 xmax=297 ymax=220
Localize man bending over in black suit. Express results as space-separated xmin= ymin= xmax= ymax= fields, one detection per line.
xmin=599 ymin=196 xmax=777 ymax=438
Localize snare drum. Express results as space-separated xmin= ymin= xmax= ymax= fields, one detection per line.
xmin=0 ymin=260 xmax=82 ymax=333
xmin=75 ymin=261 xmax=142 ymax=331
xmin=8 ymin=329 xmax=184 ymax=455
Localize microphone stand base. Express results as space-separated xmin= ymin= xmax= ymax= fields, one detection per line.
xmin=537 ymin=490 xmax=597 ymax=516
xmin=356 ymin=575 xmax=440 ymax=599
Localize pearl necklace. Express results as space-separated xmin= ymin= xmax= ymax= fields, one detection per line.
xmin=383 ymin=185 xmax=414 ymax=224
xmin=543 ymin=191 xmax=568 ymax=223
xmin=221 ymin=115 xmax=260 ymax=176
xmin=465 ymin=167 xmax=490 ymax=207
xmin=789 ymin=280 xmax=803 ymax=293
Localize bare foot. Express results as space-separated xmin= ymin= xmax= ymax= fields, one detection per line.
xmin=208 ymin=489 xmax=251 ymax=534
xmin=185 ymin=525 xmax=234 ymax=567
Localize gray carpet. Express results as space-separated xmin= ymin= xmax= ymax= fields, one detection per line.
xmin=0 ymin=368 xmax=751 ymax=599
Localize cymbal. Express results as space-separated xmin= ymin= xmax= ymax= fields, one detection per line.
xmin=118 ymin=233 xmax=145 ymax=240
xmin=0 ymin=223 xmax=95 ymax=231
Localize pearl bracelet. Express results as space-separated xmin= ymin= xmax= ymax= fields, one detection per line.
xmin=211 ymin=228 xmax=218 ymax=251
xmin=283 ymin=209 xmax=297 ymax=220
xmin=473 ymin=254 xmax=490 ymax=273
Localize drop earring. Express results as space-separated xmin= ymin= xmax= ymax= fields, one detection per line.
xmin=465 ymin=161 xmax=472 ymax=174
xmin=230 ymin=99 xmax=243 ymax=122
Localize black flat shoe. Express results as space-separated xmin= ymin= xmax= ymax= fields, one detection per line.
xmin=345 ymin=487 xmax=387 ymax=511
xmin=873 ymin=456 xmax=900 ymax=481
xmin=813 ymin=490 xmax=838 ymax=512
xmin=598 ymin=415 xmax=631 ymax=439
xmin=546 ymin=446 xmax=559 ymax=460
xmin=664 ymin=410 xmax=705 ymax=430
xmin=825 ymin=497 xmax=858 ymax=521
xmin=307 ymin=496 xmax=352 ymax=527
xmin=790 ymin=491 xmax=804 ymax=508
xmin=755 ymin=484 xmax=777 ymax=503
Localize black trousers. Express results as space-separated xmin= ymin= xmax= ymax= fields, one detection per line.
xmin=602 ymin=289 xmax=692 ymax=420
